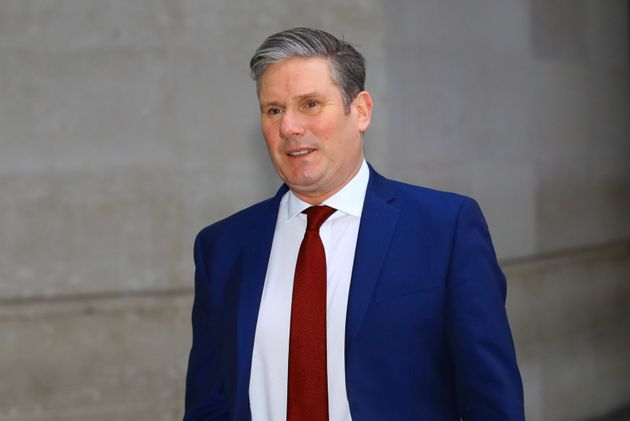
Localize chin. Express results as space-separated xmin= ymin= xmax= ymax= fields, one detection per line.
xmin=283 ymin=168 xmax=320 ymax=185
xmin=287 ymin=179 xmax=318 ymax=191
xmin=285 ymin=174 xmax=325 ymax=191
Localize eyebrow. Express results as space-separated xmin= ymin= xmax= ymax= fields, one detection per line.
xmin=295 ymin=91 xmax=321 ymax=101
xmin=259 ymin=91 xmax=323 ymax=110
xmin=259 ymin=100 xmax=282 ymax=111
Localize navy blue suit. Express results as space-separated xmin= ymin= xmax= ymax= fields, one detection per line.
xmin=184 ymin=166 xmax=524 ymax=420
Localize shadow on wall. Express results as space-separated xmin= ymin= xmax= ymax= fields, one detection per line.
xmin=587 ymin=405 xmax=630 ymax=421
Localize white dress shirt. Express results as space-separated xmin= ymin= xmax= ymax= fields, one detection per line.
xmin=249 ymin=160 xmax=369 ymax=421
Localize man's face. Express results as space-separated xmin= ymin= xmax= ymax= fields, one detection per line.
xmin=258 ymin=56 xmax=372 ymax=204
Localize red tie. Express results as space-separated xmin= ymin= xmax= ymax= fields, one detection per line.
xmin=287 ymin=205 xmax=336 ymax=421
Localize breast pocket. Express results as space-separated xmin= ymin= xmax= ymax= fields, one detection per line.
xmin=373 ymin=277 xmax=444 ymax=302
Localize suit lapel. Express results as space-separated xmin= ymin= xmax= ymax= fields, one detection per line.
xmin=345 ymin=168 xmax=399 ymax=356
xmin=230 ymin=170 xmax=399 ymax=415
xmin=233 ymin=185 xmax=287 ymax=420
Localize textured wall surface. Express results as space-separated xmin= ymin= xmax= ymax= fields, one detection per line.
xmin=507 ymin=243 xmax=630 ymax=420
xmin=0 ymin=0 xmax=628 ymax=420
xmin=383 ymin=0 xmax=630 ymax=259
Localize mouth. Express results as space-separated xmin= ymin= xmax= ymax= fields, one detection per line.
xmin=287 ymin=149 xmax=315 ymax=157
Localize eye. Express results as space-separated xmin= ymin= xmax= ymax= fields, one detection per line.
xmin=266 ymin=107 xmax=283 ymax=116
xmin=301 ymin=99 xmax=321 ymax=114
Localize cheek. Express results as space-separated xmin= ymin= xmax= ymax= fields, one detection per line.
xmin=312 ymin=117 xmax=351 ymax=149
xmin=262 ymin=126 xmax=280 ymax=151
xmin=309 ymin=117 xmax=335 ymax=135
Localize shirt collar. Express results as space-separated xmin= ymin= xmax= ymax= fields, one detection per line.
xmin=284 ymin=159 xmax=370 ymax=221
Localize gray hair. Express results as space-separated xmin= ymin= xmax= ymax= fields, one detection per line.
xmin=249 ymin=27 xmax=366 ymax=111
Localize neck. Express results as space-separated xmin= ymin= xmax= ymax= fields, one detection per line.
xmin=292 ymin=158 xmax=364 ymax=205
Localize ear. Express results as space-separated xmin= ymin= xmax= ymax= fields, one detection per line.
xmin=353 ymin=91 xmax=373 ymax=133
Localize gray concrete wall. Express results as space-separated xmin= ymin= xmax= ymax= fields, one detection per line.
xmin=1 ymin=1 xmax=628 ymax=420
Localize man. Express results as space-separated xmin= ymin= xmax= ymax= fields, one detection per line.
xmin=184 ymin=27 xmax=524 ymax=420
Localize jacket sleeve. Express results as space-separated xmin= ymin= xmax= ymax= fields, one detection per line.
xmin=183 ymin=233 xmax=230 ymax=421
xmin=446 ymin=197 xmax=525 ymax=420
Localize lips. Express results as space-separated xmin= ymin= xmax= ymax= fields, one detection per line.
xmin=287 ymin=149 xmax=315 ymax=157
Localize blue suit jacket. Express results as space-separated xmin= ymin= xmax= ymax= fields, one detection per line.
xmin=184 ymin=166 xmax=524 ymax=420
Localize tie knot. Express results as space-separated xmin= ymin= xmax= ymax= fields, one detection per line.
xmin=303 ymin=206 xmax=336 ymax=232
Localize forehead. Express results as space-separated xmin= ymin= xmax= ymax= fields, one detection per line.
xmin=258 ymin=57 xmax=340 ymax=100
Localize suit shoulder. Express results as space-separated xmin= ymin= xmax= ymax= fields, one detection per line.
xmin=195 ymin=194 xmax=280 ymax=243
xmin=381 ymin=176 xmax=475 ymax=214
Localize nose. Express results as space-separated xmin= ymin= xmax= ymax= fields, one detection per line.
xmin=279 ymin=110 xmax=306 ymax=140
